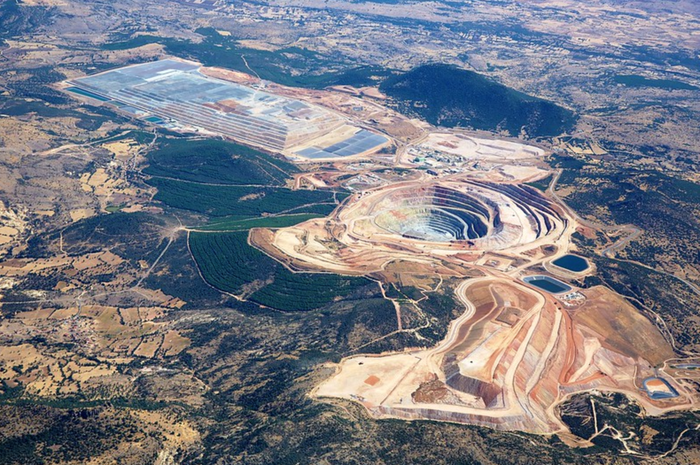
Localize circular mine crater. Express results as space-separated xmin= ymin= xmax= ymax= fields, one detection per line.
xmin=370 ymin=185 xmax=498 ymax=242
xmin=338 ymin=181 xmax=567 ymax=251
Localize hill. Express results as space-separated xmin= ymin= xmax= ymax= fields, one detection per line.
xmin=379 ymin=64 xmax=576 ymax=137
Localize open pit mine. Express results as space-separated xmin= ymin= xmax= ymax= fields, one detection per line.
xmin=253 ymin=170 xmax=698 ymax=437
xmin=253 ymin=177 xmax=571 ymax=276
xmin=65 ymin=59 xmax=699 ymax=439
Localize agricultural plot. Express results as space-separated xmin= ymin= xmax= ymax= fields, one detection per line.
xmin=144 ymin=139 xmax=297 ymax=186
xmin=148 ymin=177 xmax=340 ymax=218
xmin=189 ymin=231 xmax=370 ymax=311
xmin=196 ymin=213 xmax=326 ymax=232
xmin=189 ymin=231 xmax=269 ymax=294
xmin=249 ymin=270 xmax=369 ymax=312
xmin=142 ymin=136 xmax=343 ymax=221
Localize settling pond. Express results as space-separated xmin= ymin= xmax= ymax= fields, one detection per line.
xmin=642 ymin=377 xmax=679 ymax=400
xmin=552 ymin=254 xmax=589 ymax=273
xmin=523 ymin=275 xmax=572 ymax=294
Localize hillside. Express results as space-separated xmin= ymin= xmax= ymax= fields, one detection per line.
xmin=380 ymin=64 xmax=576 ymax=137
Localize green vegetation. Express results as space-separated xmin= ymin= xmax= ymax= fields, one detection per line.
xmin=142 ymin=235 xmax=224 ymax=306
xmin=100 ymin=30 xmax=393 ymax=89
xmin=143 ymin=138 xmax=345 ymax=219
xmin=101 ymin=34 xmax=162 ymax=50
xmin=144 ymin=139 xmax=298 ymax=186
xmin=189 ymin=231 xmax=370 ymax=311
xmin=105 ymin=204 xmax=125 ymax=213
xmin=0 ymin=0 xmax=53 ymax=40
xmin=380 ymin=63 xmax=576 ymax=137
xmin=148 ymin=177 xmax=340 ymax=218
xmin=249 ymin=271 xmax=368 ymax=312
xmin=1 ymin=99 xmax=68 ymax=117
xmin=196 ymin=213 xmax=325 ymax=231
xmin=554 ymin=154 xmax=700 ymax=350
xmin=4 ymin=66 xmax=70 ymax=105
xmin=24 ymin=212 xmax=167 ymax=261
xmin=189 ymin=231 xmax=271 ymax=294
xmin=614 ymin=74 xmax=699 ymax=91
xmin=561 ymin=392 xmax=700 ymax=455
xmin=526 ymin=174 xmax=553 ymax=192
xmin=555 ymin=154 xmax=700 ymax=216
xmin=0 ymin=405 xmax=156 ymax=465
xmin=314 ymin=65 xmax=395 ymax=88
xmin=119 ymin=130 xmax=158 ymax=145
xmin=554 ymin=156 xmax=700 ymax=275
xmin=0 ymin=0 xmax=21 ymax=37
xmin=0 ymin=81 xmax=124 ymax=130
xmin=137 ymin=137 xmax=353 ymax=308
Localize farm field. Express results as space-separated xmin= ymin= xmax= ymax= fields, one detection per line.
xmin=144 ymin=138 xmax=298 ymax=186
xmin=189 ymin=231 xmax=371 ymax=311
xmin=194 ymin=213 xmax=326 ymax=232
xmin=149 ymin=177 xmax=342 ymax=217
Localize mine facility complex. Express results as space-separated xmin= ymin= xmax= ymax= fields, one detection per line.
xmin=59 ymin=58 xmax=700 ymax=439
